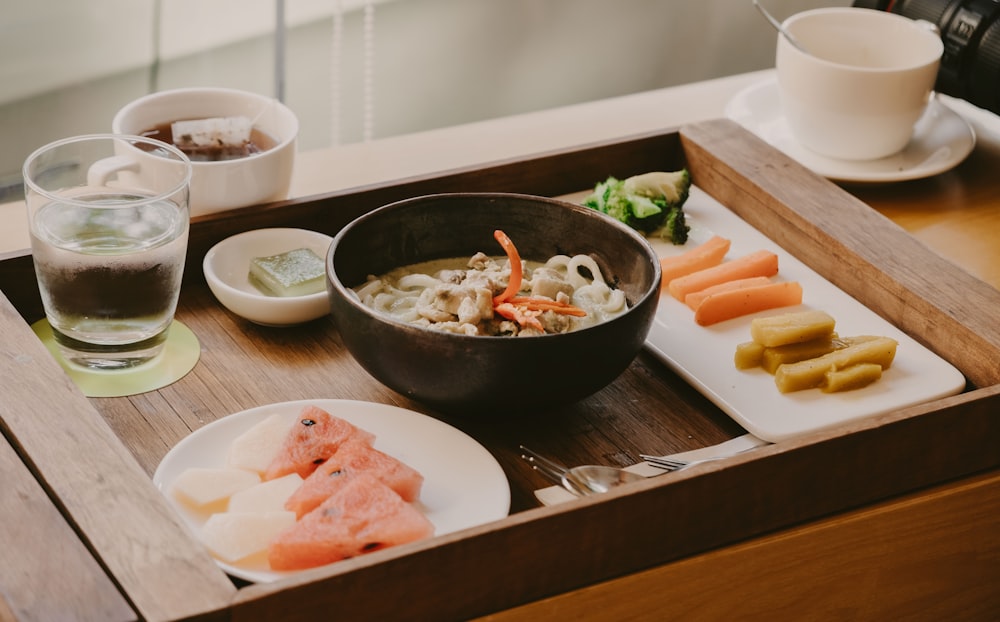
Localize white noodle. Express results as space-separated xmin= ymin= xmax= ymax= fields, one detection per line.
xmin=397 ymin=273 xmax=439 ymax=290
xmin=355 ymin=252 xmax=628 ymax=336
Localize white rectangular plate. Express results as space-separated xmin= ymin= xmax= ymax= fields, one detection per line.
xmin=642 ymin=187 xmax=966 ymax=442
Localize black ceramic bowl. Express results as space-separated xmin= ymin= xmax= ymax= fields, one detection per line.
xmin=326 ymin=193 xmax=662 ymax=415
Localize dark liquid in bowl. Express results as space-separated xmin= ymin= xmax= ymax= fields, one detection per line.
xmin=138 ymin=120 xmax=278 ymax=162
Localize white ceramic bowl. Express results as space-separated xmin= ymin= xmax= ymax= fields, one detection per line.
xmin=203 ymin=228 xmax=333 ymax=326
xmin=113 ymin=87 xmax=299 ymax=216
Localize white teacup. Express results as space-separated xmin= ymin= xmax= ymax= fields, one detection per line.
xmin=111 ymin=87 xmax=299 ymax=216
xmin=776 ymin=7 xmax=943 ymax=161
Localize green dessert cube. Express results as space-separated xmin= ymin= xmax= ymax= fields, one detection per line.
xmin=249 ymin=247 xmax=326 ymax=297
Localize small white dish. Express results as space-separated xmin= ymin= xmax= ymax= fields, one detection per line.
xmin=203 ymin=228 xmax=333 ymax=326
xmin=724 ymin=77 xmax=976 ymax=183
xmin=152 ymin=398 xmax=511 ymax=583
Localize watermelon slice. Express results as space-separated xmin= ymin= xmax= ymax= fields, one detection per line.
xmin=284 ymin=438 xmax=424 ymax=518
xmin=268 ymin=473 xmax=434 ymax=571
xmin=264 ymin=405 xmax=375 ymax=481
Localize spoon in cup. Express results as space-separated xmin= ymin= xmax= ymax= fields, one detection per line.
xmin=753 ymin=0 xmax=810 ymax=55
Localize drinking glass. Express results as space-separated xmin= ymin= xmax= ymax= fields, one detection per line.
xmin=23 ymin=134 xmax=192 ymax=370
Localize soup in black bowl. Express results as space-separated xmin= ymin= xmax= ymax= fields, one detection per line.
xmin=326 ymin=192 xmax=662 ymax=415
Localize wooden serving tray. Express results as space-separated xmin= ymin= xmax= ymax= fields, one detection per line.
xmin=1 ymin=119 xmax=998 ymax=622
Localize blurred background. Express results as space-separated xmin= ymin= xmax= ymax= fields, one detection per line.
xmin=0 ymin=0 xmax=847 ymax=201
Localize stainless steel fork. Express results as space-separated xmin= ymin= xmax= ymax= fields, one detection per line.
xmin=640 ymin=434 xmax=769 ymax=471
xmin=639 ymin=454 xmax=733 ymax=471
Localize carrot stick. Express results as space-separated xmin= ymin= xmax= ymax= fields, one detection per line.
xmin=668 ymin=249 xmax=779 ymax=302
xmin=659 ymin=235 xmax=731 ymax=289
xmin=506 ymin=296 xmax=587 ymax=317
xmin=495 ymin=302 xmax=544 ymax=331
xmin=492 ymin=230 xmax=522 ymax=305
xmin=693 ymin=281 xmax=803 ymax=326
xmin=684 ymin=276 xmax=773 ymax=311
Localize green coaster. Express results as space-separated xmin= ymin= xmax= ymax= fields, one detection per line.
xmin=31 ymin=319 xmax=201 ymax=398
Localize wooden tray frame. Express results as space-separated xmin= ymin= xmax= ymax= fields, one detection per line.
xmin=1 ymin=119 xmax=998 ymax=622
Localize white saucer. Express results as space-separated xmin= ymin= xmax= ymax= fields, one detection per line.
xmin=724 ymin=77 xmax=976 ymax=183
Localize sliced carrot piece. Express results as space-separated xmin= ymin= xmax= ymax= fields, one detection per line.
xmin=492 ymin=230 xmax=522 ymax=305
xmin=659 ymin=235 xmax=731 ymax=289
xmin=693 ymin=281 xmax=803 ymax=326
xmin=684 ymin=276 xmax=773 ymax=311
xmin=668 ymin=249 xmax=779 ymax=302
xmin=506 ymin=296 xmax=587 ymax=317
xmin=495 ymin=302 xmax=544 ymax=331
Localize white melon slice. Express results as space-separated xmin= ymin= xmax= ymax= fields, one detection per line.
xmin=228 ymin=473 xmax=303 ymax=513
xmin=227 ymin=413 xmax=292 ymax=474
xmin=170 ymin=467 xmax=260 ymax=508
xmin=200 ymin=511 xmax=296 ymax=563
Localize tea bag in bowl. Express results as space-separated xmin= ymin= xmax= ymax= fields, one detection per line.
xmin=171 ymin=116 xmax=254 ymax=159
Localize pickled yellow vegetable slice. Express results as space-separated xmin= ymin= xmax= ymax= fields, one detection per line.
xmin=757 ymin=334 xmax=885 ymax=374
xmin=759 ymin=335 xmax=841 ymax=374
xmin=822 ymin=363 xmax=883 ymax=393
xmin=750 ymin=310 xmax=836 ymax=348
xmin=773 ymin=336 xmax=898 ymax=393
xmin=734 ymin=341 xmax=765 ymax=370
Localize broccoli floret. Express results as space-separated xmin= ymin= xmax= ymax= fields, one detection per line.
xmin=583 ymin=176 xmax=667 ymax=233
xmin=581 ymin=177 xmax=617 ymax=213
xmin=661 ymin=203 xmax=689 ymax=245
xmin=582 ymin=169 xmax=691 ymax=244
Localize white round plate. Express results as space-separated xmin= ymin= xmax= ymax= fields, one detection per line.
xmin=725 ymin=77 xmax=976 ymax=183
xmin=152 ymin=399 xmax=510 ymax=583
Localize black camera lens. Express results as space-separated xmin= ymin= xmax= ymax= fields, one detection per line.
xmin=853 ymin=0 xmax=1000 ymax=114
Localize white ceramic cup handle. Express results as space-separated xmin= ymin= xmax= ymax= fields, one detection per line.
xmin=87 ymin=155 xmax=140 ymax=187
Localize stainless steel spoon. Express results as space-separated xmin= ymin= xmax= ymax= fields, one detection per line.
xmin=753 ymin=0 xmax=810 ymax=55
xmin=519 ymin=445 xmax=645 ymax=496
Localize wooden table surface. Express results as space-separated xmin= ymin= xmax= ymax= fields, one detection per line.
xmin=1 ymin=70 xmax=998 ymax=620
xmin=848 ymin=117 xmax=1000 ymax=289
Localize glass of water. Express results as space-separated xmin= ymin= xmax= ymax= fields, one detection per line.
xmin=23 ymin=134 xmax=192 ymax=370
